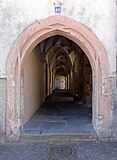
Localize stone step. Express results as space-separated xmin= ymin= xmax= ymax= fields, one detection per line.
xmin=52 ymin=96 xmax=74 ymax=101
xmin=20 ymin=133 xmax=97 ymax=142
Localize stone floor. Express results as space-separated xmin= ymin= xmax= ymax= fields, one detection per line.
xmin=21 ymin=100 xmax=96 ymax=139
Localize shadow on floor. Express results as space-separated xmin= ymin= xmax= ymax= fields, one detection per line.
xmin=22 ymin=101 xmax=95 ymax=136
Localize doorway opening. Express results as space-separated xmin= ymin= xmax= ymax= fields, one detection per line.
xmin=21 ymin=35 xmax=95 ymax=137
xmin=6 ymin=16 xmax=110 ymax=141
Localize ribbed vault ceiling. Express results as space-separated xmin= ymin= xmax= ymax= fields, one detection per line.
xmin=38 ymin=35 xmax=82 ymax=76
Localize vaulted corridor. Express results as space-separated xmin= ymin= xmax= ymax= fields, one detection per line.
xmin=22 ymin=35 xmax=93 ymax=126
xmin=21 ymin=34 xmax=95 ymax=138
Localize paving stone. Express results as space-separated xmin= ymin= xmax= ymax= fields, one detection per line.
xmin=22 ymin=101 xmax=95 ymax=137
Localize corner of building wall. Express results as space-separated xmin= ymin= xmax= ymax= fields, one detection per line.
xmin=110 ymin=76 xmax=117 ymax=138
xmin=0 ymin=78 xmax=6 ymax=143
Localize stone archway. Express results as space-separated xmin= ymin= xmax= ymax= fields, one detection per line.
xmin=7 ymin=15 xmax=111 ymax=141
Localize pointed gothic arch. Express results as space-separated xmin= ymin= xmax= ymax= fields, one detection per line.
xmin=7 ymin=15 xmax=111 ymax=140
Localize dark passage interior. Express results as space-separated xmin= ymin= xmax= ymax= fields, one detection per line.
xmin=21 ymin=35 xmax=95 ymax=136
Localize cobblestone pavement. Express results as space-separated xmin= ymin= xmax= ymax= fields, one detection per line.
xmin=0 ymin=140 xmax=117 ymax=160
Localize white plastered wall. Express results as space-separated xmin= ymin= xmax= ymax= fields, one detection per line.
xmin=0 ymin=0 xmax=116 ymax=77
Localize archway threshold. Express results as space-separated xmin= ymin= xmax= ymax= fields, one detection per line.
xmin=20 ymin=101 xmax=97 ymax=142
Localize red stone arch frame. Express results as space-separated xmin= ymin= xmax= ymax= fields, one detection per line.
xmin=7 ymin=15 xmax=111 ymax=141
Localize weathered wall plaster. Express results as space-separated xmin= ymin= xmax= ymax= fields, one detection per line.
xmin=0 ymin=0 xmax=116 ymax=76
xmin=0 ymin=79 xmax=6 ymax=140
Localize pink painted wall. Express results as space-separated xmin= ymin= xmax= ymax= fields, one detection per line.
xmin=23 ymin=45 xmax=44 ymax=124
